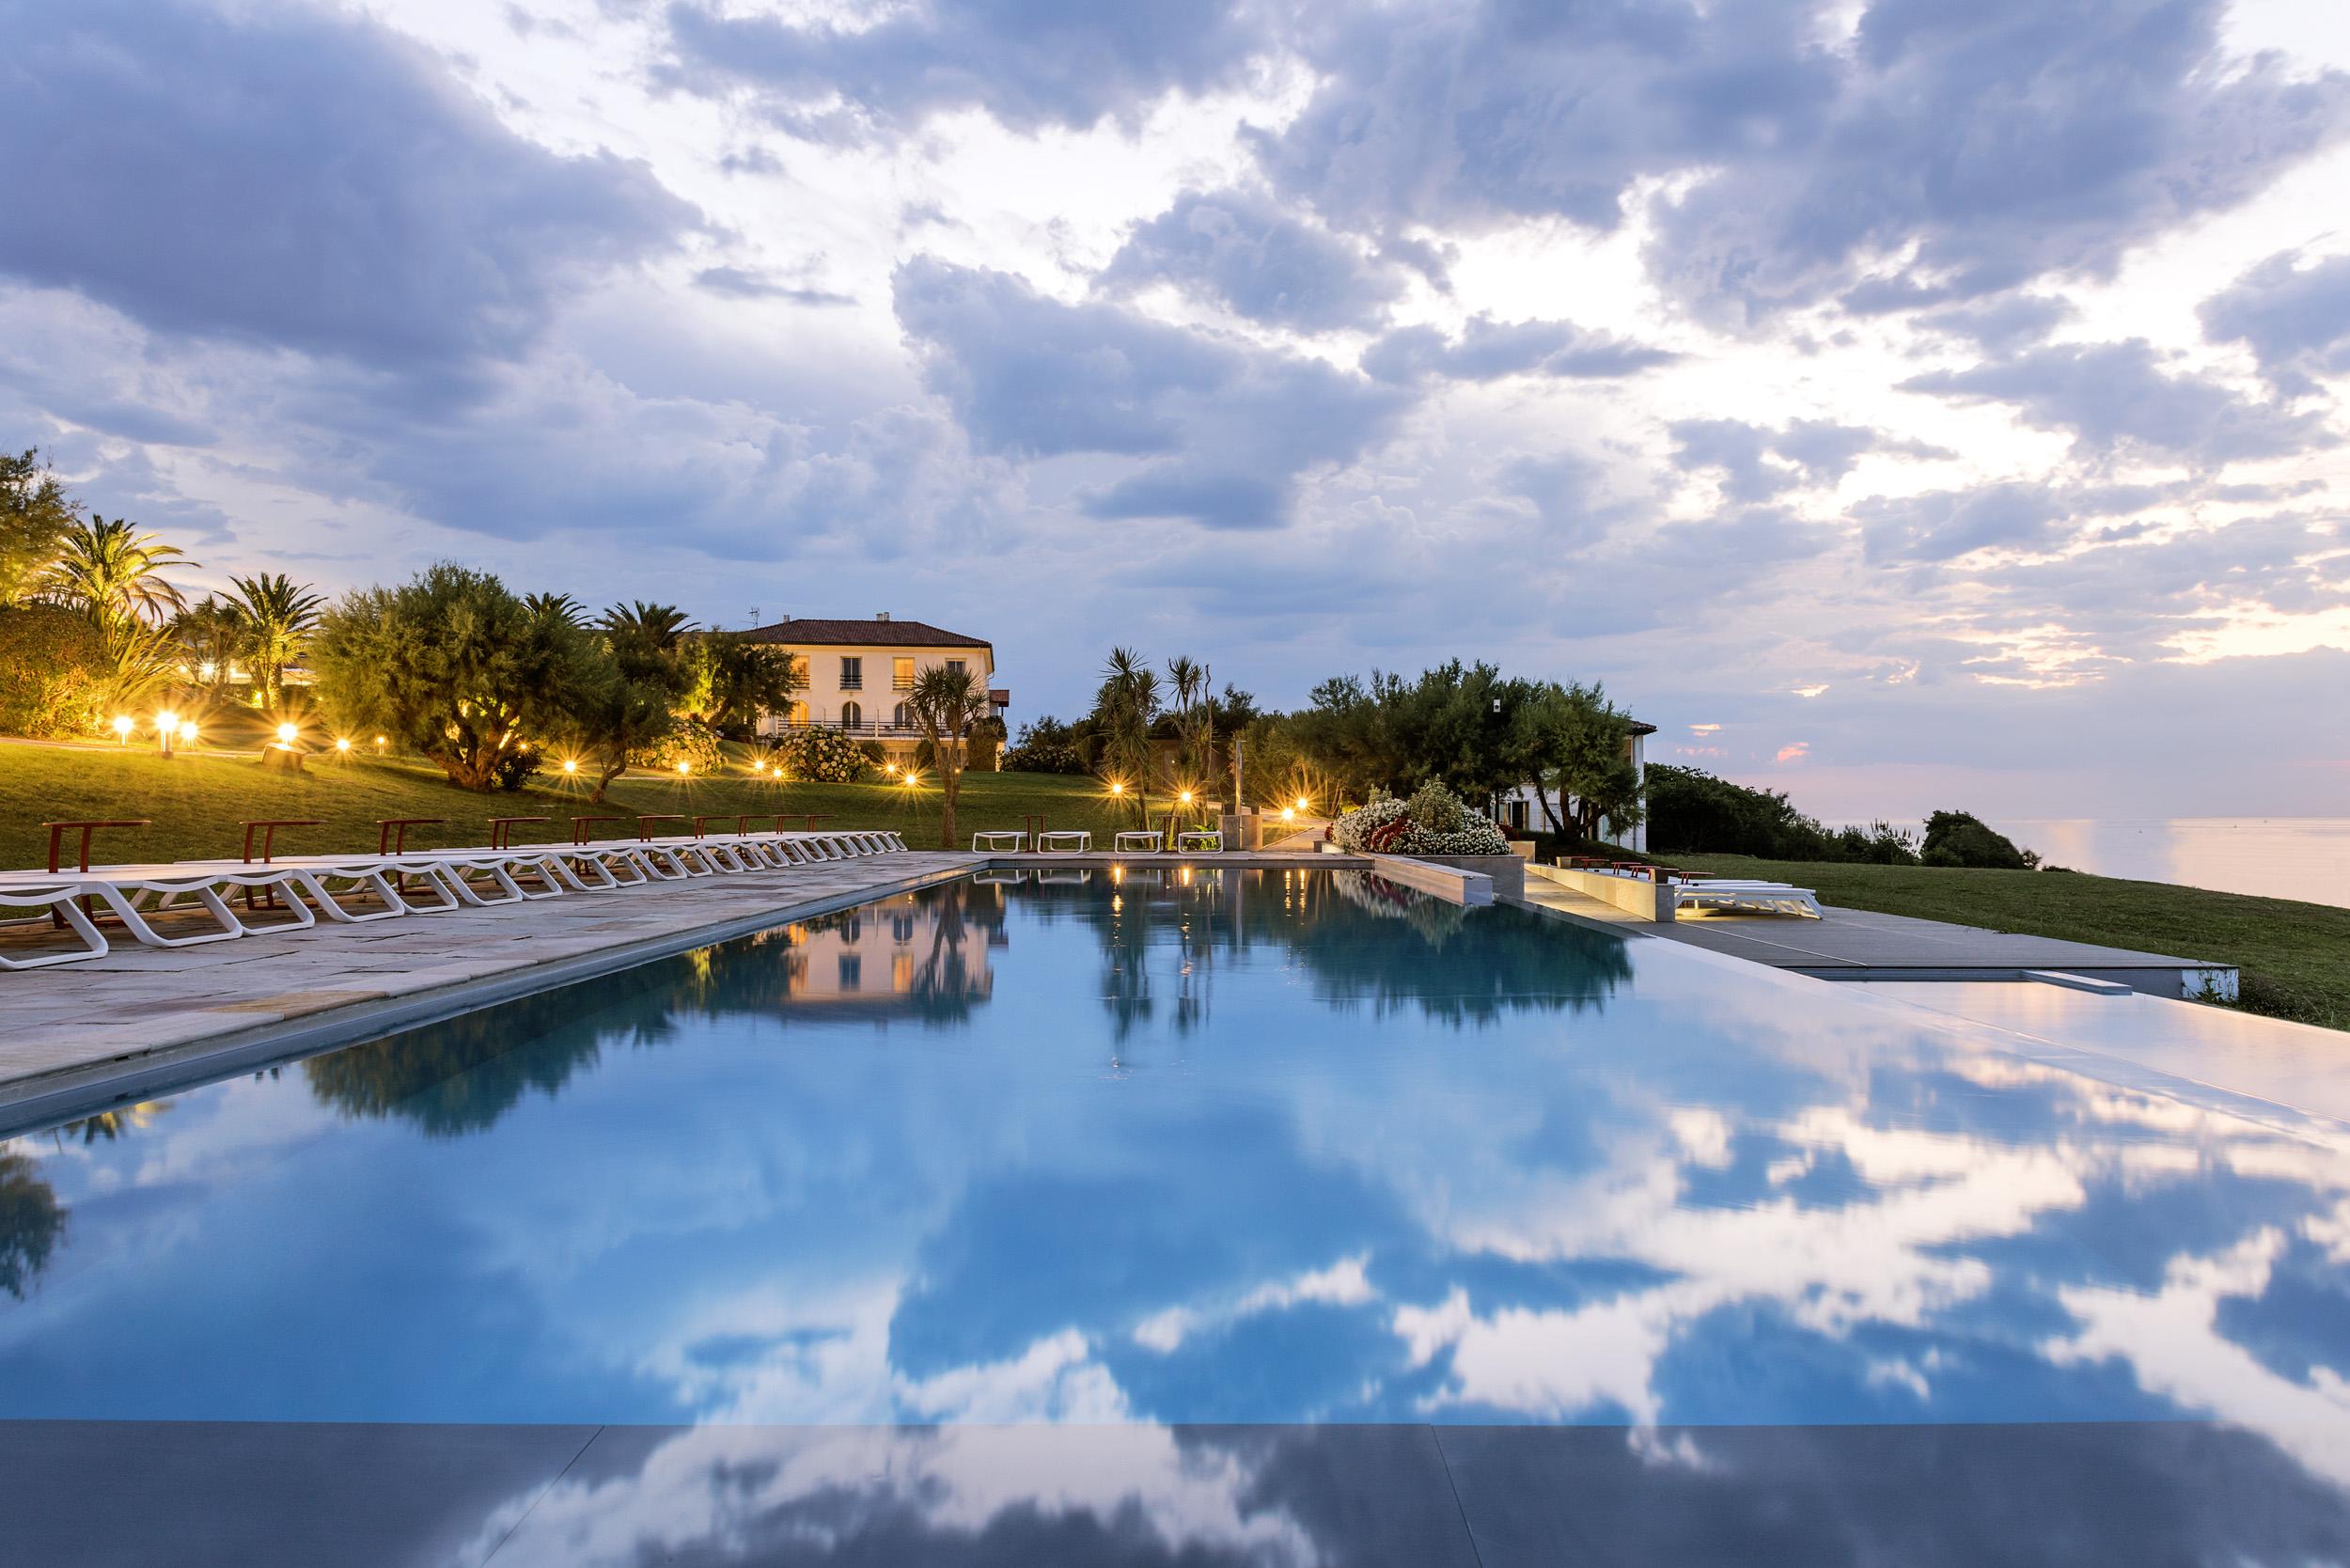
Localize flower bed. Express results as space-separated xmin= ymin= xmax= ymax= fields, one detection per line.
xmin=1331 ymin=783 xmax=1510 ymax=857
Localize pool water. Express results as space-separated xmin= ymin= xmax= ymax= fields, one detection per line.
xmin=4 ymin=868 xmax=2348 ymax=1560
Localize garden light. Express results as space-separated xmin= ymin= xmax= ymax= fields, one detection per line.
xmin=111 ymin=715 xmax=133 ymax=742
xmin=1110 ymin=781 xmax=1124 ymax=796
xmin=373 ymin=735 xmax=387 ymax=752
xmin=1295 ymin=795 xmax=1309 ymax=812
xmin=885 ymin=761 xmax=900 ymax=776
xmin=562 ymin=759 xmax=579 ymax=775
xmin=1179 ymin=790 xmax=1193 ymax=806
xmin=275 ymin=722 xmax=299 ymax=746
xmin=1281 ymin=808 xmax=1295 ymax=823
xmin=676 ymin=760 xmax=690 ymax=775
xmin=335 ymin=737 xmax=352 ymax=754
xmin=178 ymin=720 xmax=198 ymax=744
xmin=156 ymin=710 xmax=179 ymax=734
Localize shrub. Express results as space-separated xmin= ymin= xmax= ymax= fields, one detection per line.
xmin=1406 ymin=779 xmax=1465 ymax=836
xmin=1921 ymin=810 xmax=2033 ymax=870
xmin=1646 ymin=763 xmax=1839 ymax=859
xmin=1003 ymin=716 xmax=1089 ymax=774
xmin=0 ymin=604 xmax=107 ymax=737
xmin=777 ymin=726 xmax=869 ymax=783
xmin=1833 ymin=820 xmax=1921 ymax=866
xmin=630 ymin=716 xmax=723 ymax=776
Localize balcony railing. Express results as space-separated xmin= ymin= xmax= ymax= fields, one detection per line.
xmin=764 ymin=713 xmax=999 ymax=739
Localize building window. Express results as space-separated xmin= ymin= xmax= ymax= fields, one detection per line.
xmin=893 ymin=701 xmax=910 ymax=729
xmin=893 ymin=656 xmax=915 ymax=691
xmin=946 ymin=658 xmax=965 ymax=676
xmin=837 ymin=953 xmax=861 ymax=991
xmin=839 ymin=656 xmax=863 ymax=690
xmin=840 ymin=700 xmax=863 ymax=730
xmin=788 ymin=700 xmax=807 ymax=725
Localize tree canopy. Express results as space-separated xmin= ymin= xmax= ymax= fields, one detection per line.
xmin=312 ymin=563 xmax=605 ymax=792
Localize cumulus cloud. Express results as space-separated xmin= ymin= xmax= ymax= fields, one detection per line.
xmin=2201 ymin=250 xmax=2350 ymax=396
xmin=1 ymin=0 xmax=696 ymax=378
xmin=661 ymin=0 xmax=1278 ymax=137
xmin=892 ymin=258 xmax=1410 ymax=529
xmin=1900 ymin=341 xmax=2330 ymax=465
xmin=1672 ymin=418 xmax=1938 ymax=503
xmin=1362 ymin=317 xmax=1676 ymax=384
xmin=1249 ymin=0 xmax=2350 ymax=322
xmin=1099 ymin=189 xmax=1403 ymax=333
xmin=1916 ymin=295 xmax=2076 ymax=353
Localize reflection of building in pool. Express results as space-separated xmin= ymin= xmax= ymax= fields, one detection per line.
xmin=780 ymin=889 xmax=996 ymax=1012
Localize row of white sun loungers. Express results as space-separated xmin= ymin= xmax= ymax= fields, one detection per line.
xmin=1574 ymin=862 xmax=1824 ymax=918
xmin=0 ymin=830 xmax=910 ymax=971
xmin=969 ymin=829 xmax=1227 ymax=854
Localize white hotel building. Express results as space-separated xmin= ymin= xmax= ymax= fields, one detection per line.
xmin=744 ymin=614 xmax=1006 ymax=764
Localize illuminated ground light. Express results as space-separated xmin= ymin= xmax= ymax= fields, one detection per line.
xmin=562 ymin=759 xmax=579 ymax=775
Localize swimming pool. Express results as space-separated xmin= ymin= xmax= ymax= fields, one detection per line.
xmin=4 ymin=868 xmax=2347 ymax=1562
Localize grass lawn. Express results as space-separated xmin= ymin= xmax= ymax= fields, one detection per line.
xmin=0 ymin=740 xmax=1147 ymax=868
xmin=1681 ymin=853 xmax=2350 ymax=1032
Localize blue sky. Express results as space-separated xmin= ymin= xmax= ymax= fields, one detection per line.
xmin=4 ymin=0 xmax=2348 ymax=818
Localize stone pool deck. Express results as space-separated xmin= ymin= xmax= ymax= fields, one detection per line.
xmin=1518 ymin=875 xmax=2237 ymax=997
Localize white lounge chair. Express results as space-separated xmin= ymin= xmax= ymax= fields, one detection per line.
xmin=1037 ymin=831 xmax=1091 ymax=854
xmin=1672 ymin=879 xmax=1823 ymax=918
xmin=1112 ymin=830 xmax=1162 ymax=854
xmin=0 ymin=879 xmax=118 ymax=968
xmin=973 ymin=831 xmax=1026 ymax=853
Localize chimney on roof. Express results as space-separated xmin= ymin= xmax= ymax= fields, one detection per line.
xmin=875 ymin=611 xmax=891 ymax=621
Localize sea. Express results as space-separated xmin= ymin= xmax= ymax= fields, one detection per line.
xmin=1983 ymin=818 xmax=2350 ymax=909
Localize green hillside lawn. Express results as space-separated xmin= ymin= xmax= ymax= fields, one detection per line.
xmin=1680 ymin=853 xmax=2350 ymax=1032
xmin=0 ymin=741 xmax=1139 ymax=869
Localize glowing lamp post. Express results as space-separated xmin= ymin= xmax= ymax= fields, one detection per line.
xmin=155 ymin=711 xmax=180 ymax=758
xmin=111 ymin=715 xmax=133 ymax=745
xmin=264 ymin=719 xmax=305 ymax=772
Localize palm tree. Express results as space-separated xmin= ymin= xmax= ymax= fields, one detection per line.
xmin=908 ymin=663 xmax=988 ymax=849
xmin=226 ymin=572 xmax=325 ymax=712
xmin=43 ymin=516 xmax=192 ymax=629
xmin=525 ymin=591 xmax=588 ymax=629
xmin=1094 ymin=647 xmax=1160 ymax=828
xmin=171 ymin=596 xmax=246 ymax=694
xmin=600 ymin=601 xmax=693 ymax=652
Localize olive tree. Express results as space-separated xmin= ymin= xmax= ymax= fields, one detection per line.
xmin=312 ymin=563 xmax=605 ymax=792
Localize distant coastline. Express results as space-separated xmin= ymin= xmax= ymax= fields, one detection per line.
xmin=1836 ymin=818 xmax=2350 ymax=910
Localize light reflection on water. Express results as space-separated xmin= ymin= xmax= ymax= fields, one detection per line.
xmin=1995 ymin=817 xmax=2350 ymax=908
xmin=3 ymin=868 xmax=2348 ymax=1551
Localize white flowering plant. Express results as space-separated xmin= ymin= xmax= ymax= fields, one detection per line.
xmin=1332 ymin=783 xmax=1509 ymax=856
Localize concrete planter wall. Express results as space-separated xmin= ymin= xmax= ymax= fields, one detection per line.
xmin=1417 ymin=854 xmax=1526 ymax=902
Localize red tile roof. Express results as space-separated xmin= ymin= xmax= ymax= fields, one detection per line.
xmin=742 ymin=618 xmax=991 ymax=650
